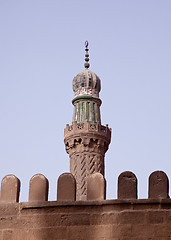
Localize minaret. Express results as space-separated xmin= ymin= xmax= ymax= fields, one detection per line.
xmin=64 ymin=41 xmax=111 ymax=200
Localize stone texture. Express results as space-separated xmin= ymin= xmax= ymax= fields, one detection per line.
xmin=118 ymin=171 xmax=137 ymax=199
xmin=64 ymin=121 xmax=111 ymax=200
xmin=29 ymin=174 xmax=49 ymax=202
xmin=0 ymin=175 xmax=20 ymax=202
xmin=87 ymin=172 xmax=106 ymax=200
xmin=148 ymin=171 xmax=169 ymax=199
xmin=0 ymin=199 xmax=171 ymax=239
xmin=70 ymin=151 xmax=104 ymax=200
xmin=0 ymin=203 xmax=19 ymax=217
xmin=0 ymin=199 xmax=170 ymax=239
xmin=57 ymin=173 xmax=76 ymax=201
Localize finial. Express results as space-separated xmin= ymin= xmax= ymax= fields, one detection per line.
xmin=84 ymin=40 xmax=90 ymax=69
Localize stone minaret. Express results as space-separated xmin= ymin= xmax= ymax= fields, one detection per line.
xmin=64 ymin=41 xmax=111 ymax=200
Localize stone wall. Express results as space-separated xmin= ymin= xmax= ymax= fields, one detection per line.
xmin=0 ymin=200 xmax=171 ymax=239
xmin=0 ymin=171 xmax=170 ymax=239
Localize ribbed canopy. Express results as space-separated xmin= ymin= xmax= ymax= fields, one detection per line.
xmin=72 ymin=69 xmax=101 ymax=98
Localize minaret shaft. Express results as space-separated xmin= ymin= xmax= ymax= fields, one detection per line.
xmin=64 ymin=121 xmax=111 ymax=200
xmin=70 ymin=148 xmax=104 ymax=200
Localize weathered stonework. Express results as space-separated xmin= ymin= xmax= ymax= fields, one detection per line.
xmin=0 ymin=170 xmax=170 ymax=239
xmin=64 ymin=121 xmax=111 ymax=200
xmin=0 ymin=199 xmax=171 ymax=240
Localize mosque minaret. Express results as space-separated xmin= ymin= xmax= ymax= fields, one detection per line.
xmin=64 ymin=41 xmax=111 ymax=200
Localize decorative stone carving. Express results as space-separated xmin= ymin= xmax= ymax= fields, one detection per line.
xmin=70 ymin=152 xmax=104 ymax=200
xmin=64 ymin=125 xmax=111 ymax=200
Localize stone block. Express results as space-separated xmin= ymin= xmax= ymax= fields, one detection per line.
xmin=33 ymin=213 xmax=90 ymax=227
xmin=117 ymin=211 xmax=146 ymax=224
xmin=29 ymin=174 xmax=49 ymax=202
xmin=3 ymin=229 xmax=30 ymax=240
xmin=154 ymin=224 xmax=171 ymax=237
xmin=89 ymin=213 xmax=117 ymax=225
xmin=148 ymin=171 xmax=169 ymax=199
xmin=112 ymin=224 xmax=132 ymax=238
xmin=0 ymin=215 xmax=33 ymax=230
xmin=0 ymin=203 xmax=19 ymax=216
xmin=87 ymin=172 xmax=106 ymax=200
xmin=131 ymin=224 xmax=155 ymax=237
xmin=57 ymin=173 xmax=76 ymax=201
xmin=67 ymin=225 xmax=113 ymax=240
xmin=118 ymin=171 xmax=137 ymax=199
xmin=0 ymin=175 xmax=20 ymax=202
xmin=146 ymin=210 xmax=166 ymax=224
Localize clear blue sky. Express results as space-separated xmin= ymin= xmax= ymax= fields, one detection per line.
xmin=0 ymin=0 xmax=171 ymax=201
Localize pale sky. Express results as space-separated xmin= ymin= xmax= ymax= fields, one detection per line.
xmin=0 ymin=0 xmax=171 ymax=201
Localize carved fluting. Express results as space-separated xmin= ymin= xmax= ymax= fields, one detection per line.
xmin=70 ymin=152 xmax=104 ymax=200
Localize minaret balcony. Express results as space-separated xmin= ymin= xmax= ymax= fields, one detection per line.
xmin=64 ymin=121 xmax=111 ymax=146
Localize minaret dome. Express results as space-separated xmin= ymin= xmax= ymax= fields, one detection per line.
xmin=72 ymin=69 xmax=101 ymax=98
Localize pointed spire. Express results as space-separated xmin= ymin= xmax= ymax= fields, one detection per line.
xmin=84 ymin=40 xmax=90 ymax=69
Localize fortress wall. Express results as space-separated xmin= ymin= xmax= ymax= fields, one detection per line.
xmin=0 ymin=170 xmax=170 ymax=239
xmin=0 ymin=200 xmax=170 ymax=239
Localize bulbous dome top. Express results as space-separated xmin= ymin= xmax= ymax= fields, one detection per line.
xmin=72 ymin=69 xmax=101 ymax=98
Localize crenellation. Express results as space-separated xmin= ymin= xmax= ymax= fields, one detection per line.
xmin=148 ymin=171 xmax=169 ymax=199
xmin=87 ymin=173 xmax=106 ymax=200
xmin=0 ymin=171 xmax=170 ymax=203
xmin=0 ymin=175 xmax=20 ymax=203
xmin=29 ymin=174 xmax=49 ymax=202
xmin=118 ymin=171 xmax=137 ymax=199
xmin=57 ymin=173 xmax=76 ymax=201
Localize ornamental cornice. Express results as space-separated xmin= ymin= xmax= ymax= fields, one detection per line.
xmin=64 ymin=122 xmax=111 ymax=156
xmin=65 ymin=136 xmax=107 ymax=156
xmin=64 ymin=121 xmax=111 ymax=142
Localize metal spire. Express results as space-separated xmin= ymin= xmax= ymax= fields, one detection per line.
xmin=84 ymin=40 xmax=90 ymax=69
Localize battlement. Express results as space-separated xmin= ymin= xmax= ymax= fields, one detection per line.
xmin=64 ymin=121 xmax=111 ymax=142
xmin=0 ymin=171 xmax=170 ymax=239
xmin=0 ymin=170 xmax=169 ymax=203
